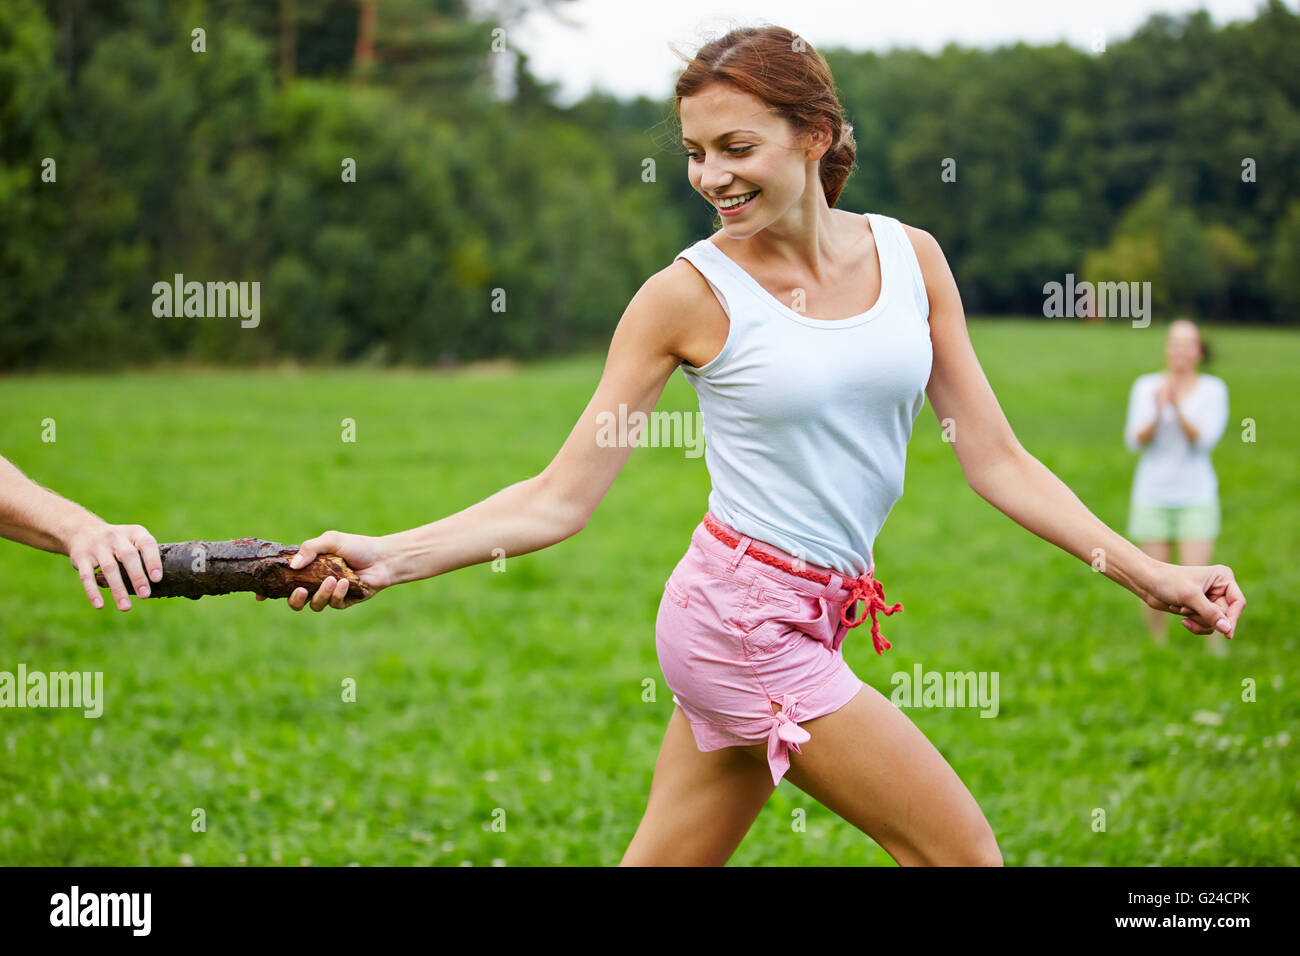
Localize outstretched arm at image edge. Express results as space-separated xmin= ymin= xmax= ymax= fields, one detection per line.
xmin=0 ymin=455 xmax=162 ymax=609
xmin=906 ymin=227 xmax=1244 ymax=638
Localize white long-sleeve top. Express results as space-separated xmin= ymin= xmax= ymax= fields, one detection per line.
xmin=1123 ymin=372 xmax=1229 ymax=506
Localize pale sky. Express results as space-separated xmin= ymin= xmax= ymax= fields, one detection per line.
xmin=495 ymin=0 xmax=1283 ymax=106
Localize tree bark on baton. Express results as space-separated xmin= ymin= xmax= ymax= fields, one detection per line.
xmin=93 ymin=538 xmax=373 ymax=605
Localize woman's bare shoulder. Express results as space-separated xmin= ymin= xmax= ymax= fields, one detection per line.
xmin=892 ymin=219 xmax=947 ymax=291
xmin=897 ymin=219 xmax=941 ymax=258
xmin=616 ymin=255 xmax=725 ymax=365
xmin=643 ymin=254 xmax=719 ymax=316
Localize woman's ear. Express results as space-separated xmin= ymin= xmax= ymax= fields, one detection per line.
xmin=804 ymin=122 xmax=834 ymax=161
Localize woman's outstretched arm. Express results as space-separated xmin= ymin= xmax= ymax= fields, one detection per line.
xmin=274 ymin=264 xmax=699 ymax=611
xmin=905 ymin=224 xmax=1245 ymax=639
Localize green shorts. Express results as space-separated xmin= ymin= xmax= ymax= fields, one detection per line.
xmin=1127 ymin=500 xmax=1220 ymax=542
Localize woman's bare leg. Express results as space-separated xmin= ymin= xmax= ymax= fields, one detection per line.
xmin=1178 ymin=538 xmax=1226 ymax=655
xmin=1137 ymin=540 xmax=1172 ymax=642
xmin=620 ymin=704 xmax=776 ymax=865
xmin=735 ymin=684 xmax=1002 ymax=866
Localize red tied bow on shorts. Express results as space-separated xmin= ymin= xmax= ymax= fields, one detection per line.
xmin=702 ymin=512 xmax=903 ymax=655
xmin=839 ymin=570 xmax=904 ymax=656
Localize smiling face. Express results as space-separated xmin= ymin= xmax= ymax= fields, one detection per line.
xmin=1166 ymin=319 xmax=1204 ymax=373
xmin=679 ymin=82 xmax=831 ymax=237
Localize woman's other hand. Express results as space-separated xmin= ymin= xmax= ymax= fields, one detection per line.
xmin=1143 ymin=561 xmax=1245 ymax=638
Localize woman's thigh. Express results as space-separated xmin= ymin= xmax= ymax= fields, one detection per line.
xmin=1178 ymin=539 xmax=1214 ymax=566
xmin=1138 ymin=540 xmax=1171 ymax=562
xmin=737 ymin=683 xmax=1002 ymax=866
xmin=620 ymin=704 xmax=776 ymax=866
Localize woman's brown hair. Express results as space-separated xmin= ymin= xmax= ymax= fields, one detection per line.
xmin=670 ymin=24 xmax=857 ymax=209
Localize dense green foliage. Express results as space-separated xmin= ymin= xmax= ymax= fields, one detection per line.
xmin=1 ymin=1 xmax=1298 ymax=372
xmin=0 ymin=322 xmax=1295 ymax=864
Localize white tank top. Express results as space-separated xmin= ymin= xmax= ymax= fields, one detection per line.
xmin=673 ymin=212 xmax=933 ymax=577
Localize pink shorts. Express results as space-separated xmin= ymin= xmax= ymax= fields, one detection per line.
xmin=655 ymin=512 xmax=902 ymax=787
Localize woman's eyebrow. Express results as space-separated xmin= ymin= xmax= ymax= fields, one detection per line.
xmin=681 ymin=129 xmax=760 ymax=145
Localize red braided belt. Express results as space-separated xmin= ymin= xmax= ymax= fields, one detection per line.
xmin=702 ymin=513 xmax=903 ymax=655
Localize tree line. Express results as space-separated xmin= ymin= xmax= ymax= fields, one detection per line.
xmin=2 ymin=0 xmax=1297 ymax=371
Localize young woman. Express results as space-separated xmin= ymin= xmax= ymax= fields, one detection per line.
xmin=263 ymin=26 xmax=1246 ymax=866
xmin=1123 ymin=319 xmax=1231 ymax=653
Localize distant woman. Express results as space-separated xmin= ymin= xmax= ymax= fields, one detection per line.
xmin=267 ymin=27 xmax=1245 ymax=865
xmin=1124 ymin=319 xmax=1230 ymax=652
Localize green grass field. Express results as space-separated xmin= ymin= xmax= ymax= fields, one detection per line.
xmin=0 ymin=319 xmax=1296 ymax=866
